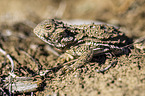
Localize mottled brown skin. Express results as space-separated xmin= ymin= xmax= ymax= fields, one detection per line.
xmin=34 ymin=19 xmax=132 ymax=73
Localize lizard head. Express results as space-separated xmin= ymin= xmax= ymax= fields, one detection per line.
xmin=34 ymin=19 xmax=78 ymax=49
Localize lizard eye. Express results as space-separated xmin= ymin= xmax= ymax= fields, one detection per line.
xmin=45 ymin=25 xmax=51 ymax=30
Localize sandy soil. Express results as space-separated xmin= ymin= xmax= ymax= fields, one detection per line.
xmin=0 ymin=0 xmax=145 ymax=96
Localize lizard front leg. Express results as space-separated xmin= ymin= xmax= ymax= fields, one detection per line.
xmin=56 ymin=46 xmax=93 ymax=75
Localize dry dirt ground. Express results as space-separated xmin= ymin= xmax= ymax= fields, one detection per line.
xmin=0 ymin=0 xmax=145 ymax=96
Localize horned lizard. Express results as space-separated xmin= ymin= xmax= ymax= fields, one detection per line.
xmin=34 ymin=19 xmax=132 ymax=73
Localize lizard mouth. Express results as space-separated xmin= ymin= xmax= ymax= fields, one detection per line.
xmin=34 ymin=28 xmax=75 ymax=49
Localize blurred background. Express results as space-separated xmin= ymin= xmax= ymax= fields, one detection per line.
xmin=0 ymin=0 xmax=145 ymax=38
